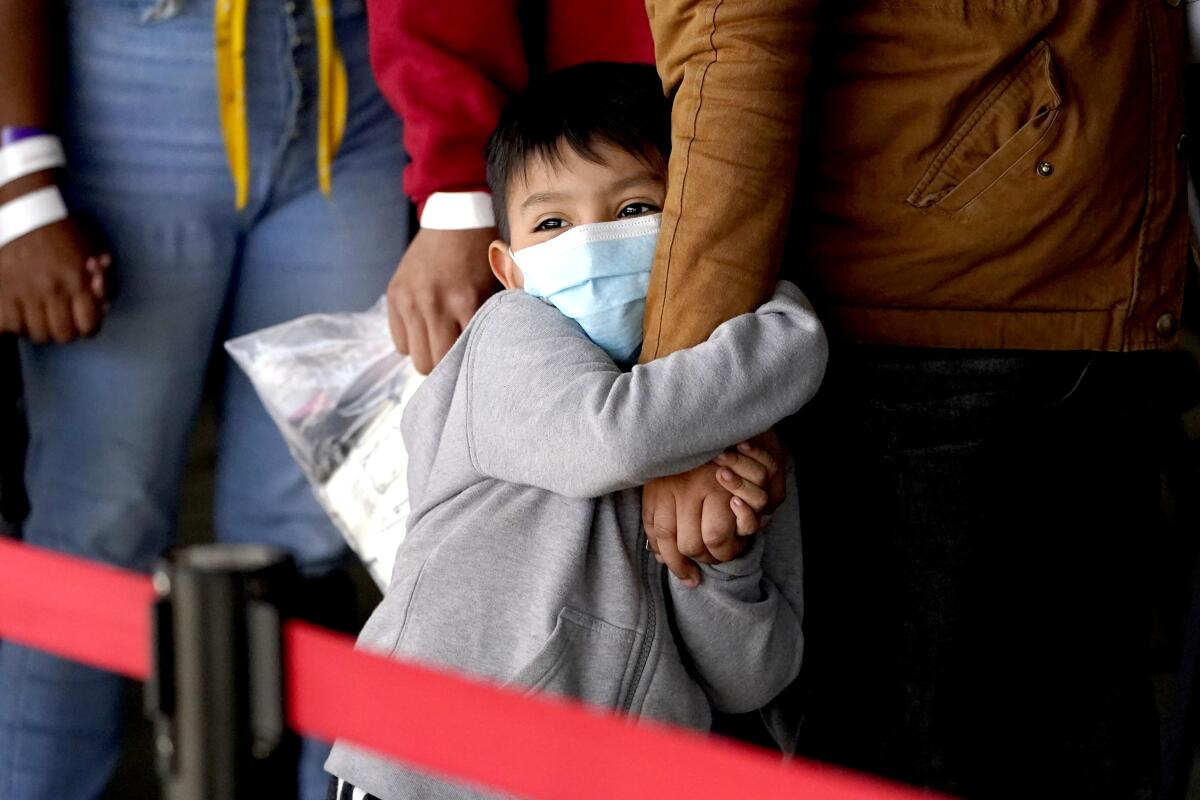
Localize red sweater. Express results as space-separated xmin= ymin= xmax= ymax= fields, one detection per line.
xmin=366 ymin=0 xmax=654 ymax=212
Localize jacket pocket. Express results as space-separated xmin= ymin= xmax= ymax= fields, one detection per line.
xmin=509 ymin=607 xmax=640 ymax=709
xmin=907 ymin=40 xmax=1062 ymax=215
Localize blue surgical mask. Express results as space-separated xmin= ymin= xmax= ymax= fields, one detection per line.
xmin=510 ymin=214 xmax=660 ymax=364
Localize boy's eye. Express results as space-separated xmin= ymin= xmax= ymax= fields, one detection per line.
xmin=618 ymin=202 xmax=659 ymax=218
xmin=534 ymin=218 xmax=567 ymax=232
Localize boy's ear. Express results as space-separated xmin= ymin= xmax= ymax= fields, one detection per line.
xmin=488 ymin=240 xmax=524 ymax=290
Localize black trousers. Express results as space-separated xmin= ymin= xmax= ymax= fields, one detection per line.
xmin=786 ymin=347 xmax=1172 ymax=799
xmin=0 ymin=334 xmax=28 ymax=533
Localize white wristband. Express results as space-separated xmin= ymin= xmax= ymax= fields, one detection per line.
xmin=0 ymin=136 xmax=66 ymax=188
xmin=420 ymin=191 xmax=496 ymax=230
xmin=0 ymin=186 xmax=68 ymax=249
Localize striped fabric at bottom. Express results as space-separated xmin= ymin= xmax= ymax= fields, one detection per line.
xmin=330 ymin=777 xmax=379 ymax=800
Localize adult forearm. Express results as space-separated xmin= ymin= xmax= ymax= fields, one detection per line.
xmin=0 ymin=1 xmax=111 ymax=345
xmin=0 ymin=1 xmax=49 ymax=125
xmin=640 ymin=0 xmax=819 ymax=360
xmin=0 ymin=0 xmax=53 ymax=204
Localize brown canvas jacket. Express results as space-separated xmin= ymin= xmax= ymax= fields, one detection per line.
xmin=641 ymin=0 xmax=1189 ymax=359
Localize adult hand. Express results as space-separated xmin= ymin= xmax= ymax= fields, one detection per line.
xmin=643 ymin=464 xmax=736 ymax=587
xmin=0 ymin=177 xmax=110 ymax=344
xmin=642 ymin=430 xmax=788 ymax=586
xmin=387 ymin=226 xmax=500 ymax=374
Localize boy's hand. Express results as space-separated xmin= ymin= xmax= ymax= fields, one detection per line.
xmin=717 ymin=431 xmax=786 ymax=521
xmin=714 ymin=437 xmax=783 ymax=532
xmin=644 ymin=431 xmax=787 ymax=586
xmin=387 ymin=227 xmax=500 ymax=374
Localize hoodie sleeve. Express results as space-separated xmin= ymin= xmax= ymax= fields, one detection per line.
xmin=464 ymin=282 xmax=827 ymax=498
xmin=665 ymin=468 xmax=805 ymax=713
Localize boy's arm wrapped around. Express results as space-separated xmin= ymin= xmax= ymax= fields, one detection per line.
xmin=463 ymin=281 xmax=827 ymax=498
xmin=667 ymin=465 xmax=806 ymax=713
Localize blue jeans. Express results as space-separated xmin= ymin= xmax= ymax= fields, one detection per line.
xmin=0 ymin=1 xmax=407 ymax=798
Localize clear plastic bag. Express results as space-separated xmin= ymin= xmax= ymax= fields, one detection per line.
xmin=225 ymin=297 xmax=424 ymax=589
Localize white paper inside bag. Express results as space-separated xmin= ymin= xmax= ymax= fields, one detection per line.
xmin=225 ymin=296 xmax=424 ymax=589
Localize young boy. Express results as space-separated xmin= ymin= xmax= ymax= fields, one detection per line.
xmin=326 ymin=63 xmax=827 ymax=799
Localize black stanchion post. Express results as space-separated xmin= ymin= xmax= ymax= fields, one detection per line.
xmin=146 ymin=544 xmax=300 ymax=800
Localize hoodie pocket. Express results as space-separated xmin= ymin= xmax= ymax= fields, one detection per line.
xmin=510 ymin=607 xmax=640 ymax=709
xmin=907 ymin=40 xmax=1063 ymax=216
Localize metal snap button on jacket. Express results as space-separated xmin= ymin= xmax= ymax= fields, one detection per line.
xmin=1156 ymin=313 xmax=1179 ymax=338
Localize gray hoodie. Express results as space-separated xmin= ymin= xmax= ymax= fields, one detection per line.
xmin=326 ymin=282 xmax=827 ymax=799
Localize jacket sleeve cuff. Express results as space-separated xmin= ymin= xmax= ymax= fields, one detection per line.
xmin=419 ymin=191 xmax=496 ymax=230
xmin=698 ymin=535 xmax=765 ymax=580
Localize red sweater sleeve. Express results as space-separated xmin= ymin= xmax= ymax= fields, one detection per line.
xmin=367 ymin=0 xmax=528 ymax=210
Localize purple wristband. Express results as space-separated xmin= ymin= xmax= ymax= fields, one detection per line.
xmin=1 ymin=126 xmax=50 ymax=147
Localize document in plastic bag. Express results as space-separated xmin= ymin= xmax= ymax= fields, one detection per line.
xmin=225 ymin=297 xmax=423 ymax=588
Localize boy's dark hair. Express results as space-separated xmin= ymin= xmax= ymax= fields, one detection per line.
xmin=485 ymin=62 xmax=672 ymax=240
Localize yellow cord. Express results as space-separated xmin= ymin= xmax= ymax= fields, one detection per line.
xmin=214 ymin=0 xmax=249 ymax=209
xmin=215 ymin=0 xmax=347 ymax=210
xmin=314 ymin=0 xmax=348 ymax=199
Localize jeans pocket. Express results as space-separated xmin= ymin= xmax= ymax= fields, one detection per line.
xmin=1046 ymin=354 xmax=1095 ymax=409
xmin=509 ymin=607 xmax=640 ymax=709
xmin=856 ymin=350 xmax=1097 ymax=453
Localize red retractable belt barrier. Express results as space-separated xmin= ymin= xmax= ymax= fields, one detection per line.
xmin=0 ymin=536 xmax=155 ymax=679
xmin=0 ymin=537 xmax=944 ymax=800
